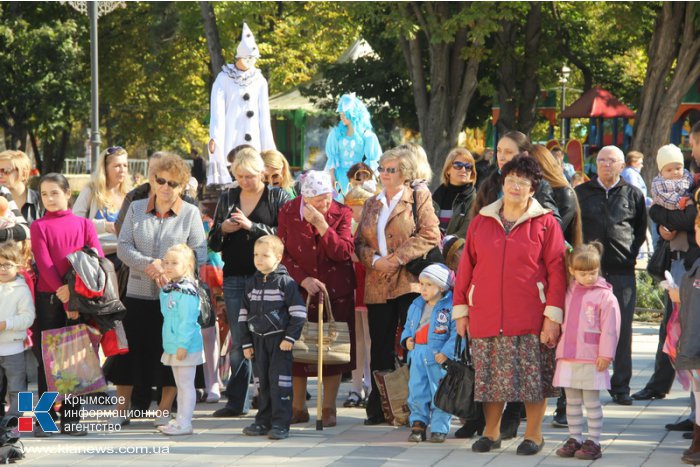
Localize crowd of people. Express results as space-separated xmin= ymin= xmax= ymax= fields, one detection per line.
xmin=0 ymin=119 xmax=699 ymax=462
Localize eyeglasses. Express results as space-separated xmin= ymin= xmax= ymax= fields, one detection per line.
xmin=0 ymin=168 xmax=17 ymax=176
xmin=155 ymin=177 xmax=180 ymax=189
xmin=106 ymin=146 xmax=124 ymax=155
xmin=0 ymin=263 xmax=17 ymax=271
xmin=597 ymin=158 xmax=620 ymax=166
xmin=503 ymin=177 xmax=532 ymax=189
xmin=452 ymin=161 xmax=473 ymax=171
xmin=377 ymin=166 xmax=398 ymax=174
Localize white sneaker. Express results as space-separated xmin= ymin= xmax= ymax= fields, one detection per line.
xmin=205 ymin=393 xmax=221 ymax=403
xmin=154 ymin=415 xmax=172 ymax=427
xmin=160 ymin=422 xmax=192 ymax=436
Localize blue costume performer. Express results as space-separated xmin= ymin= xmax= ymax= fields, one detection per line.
xmin=324 ymin=94 xmax=382 ymax=198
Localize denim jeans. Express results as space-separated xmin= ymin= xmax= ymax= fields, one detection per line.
xmin=222 ymin=275 xmax=253 ymax=412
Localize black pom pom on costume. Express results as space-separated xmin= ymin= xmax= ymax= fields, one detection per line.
xmin=243 ymin=93 xmax=250 ymax=101
xmin=247 ymin=111 xmax=254 ymax=118
xmin=244 ymin=134 xmax=252 ymax=142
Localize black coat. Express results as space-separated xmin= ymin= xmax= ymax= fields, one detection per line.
xmin=552 ymin=185 xmax=578 ymax=245
xmin=575 ymin=177 xmax=647 ymax=275
xmin=431 ymin=183 xmax=475 ymax=238
xmin=677 ymin=258 xmax=700 ymax=370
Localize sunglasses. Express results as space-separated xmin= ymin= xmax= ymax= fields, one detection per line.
xmin=106 ymin=146 xmax=124 ymax=155
xmin=452 ymin=161 xmax=473 ymax=171
xmin=155 ymin=177 xmax=180 ymax=189
xmin=0 ymin=168 xmax=17 ymax=176
xmin=377 ymin=166 xmax=398 ymax=174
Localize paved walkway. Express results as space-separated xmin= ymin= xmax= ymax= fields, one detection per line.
xmin=18 ymin=323 xmax=693 ymax=466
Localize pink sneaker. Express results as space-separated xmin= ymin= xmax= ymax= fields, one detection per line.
xmin=556 ymin=438 xmax=582 ymax=458
xmin=575 ymin=440 xmax=602 ymax=460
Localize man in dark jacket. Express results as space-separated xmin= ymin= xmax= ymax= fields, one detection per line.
xmin=575 ymin=145 xmax=647 ymax=406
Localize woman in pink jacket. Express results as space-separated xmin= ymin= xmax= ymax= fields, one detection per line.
xmin=554 ymin=242 xmax=620 ymax=461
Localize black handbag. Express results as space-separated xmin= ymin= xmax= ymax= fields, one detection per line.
xmin=434 ymin=335 xmax=476 ymax=419
xmin=405 ymin=190 xmax=445 ymax=276
xmin=646 ymin=238 xmax=672 ymax=282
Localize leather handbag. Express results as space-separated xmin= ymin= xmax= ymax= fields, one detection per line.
xmin=405 ymin=190 xmax=445 ymax=276
xmin=434 ymin=335 xmax=477 ymax=419
xmin=292 ymin=293 xmax=351 ymax=365
xmin=646 ymin=238 xmax=672 ymax=283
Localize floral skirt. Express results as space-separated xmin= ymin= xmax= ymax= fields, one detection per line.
xmin=471 ymin=334 xmax=558 ymax=402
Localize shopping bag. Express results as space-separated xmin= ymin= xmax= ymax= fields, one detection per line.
xmin=293 ymin=293 xmax=351 ymax=365
xmin=434 ymin=336 xmax=477 ymax=419
xmin=42 ymin=324 xmax=107 ymax=401
xmin=373 ymin=364 xmax=410 ymax=426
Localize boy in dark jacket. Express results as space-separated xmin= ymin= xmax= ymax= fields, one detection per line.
xmin=240 ymin=235 xmax=306 ymax=440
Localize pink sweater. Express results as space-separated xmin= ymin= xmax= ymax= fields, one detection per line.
xmin=30 ymin=210 xmax=103 ymax=294
xmin=556 ymin=277 xmax=621 ymax=362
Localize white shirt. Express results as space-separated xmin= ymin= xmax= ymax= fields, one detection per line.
xmin=373 ymin=188 xmax=405 ymax=265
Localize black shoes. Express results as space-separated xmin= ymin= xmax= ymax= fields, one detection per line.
xmin=472 ymin=436 xmax=502 ymax=452
xmin=268 ymin=426 xmax=289 ymax=440
xmin=631 ymin=388 xmax=666 ymax=400
xmin=407 ymin=421 xmax=426 ymax=442
xmin=213 ymin=407 xmax=248 ymax=418
xmin=517 ymin=438 xmax=545 ymax=455
xmin=667 ymin=419 xmax=695 ymax=431
xmin=242 ymin=423 xmax=269 ymax=436
xmin=500 ymin=416 xmax=520 ymax=439
xmin=552 ymin=407 xmax=568 ymax=428
xmin=363 ymin=415 xmax=385 ymax=426
xmin=610 ymin=393 xmax=633 ymax=406
xmin=455 ymin=419 xmax=485 ymax=439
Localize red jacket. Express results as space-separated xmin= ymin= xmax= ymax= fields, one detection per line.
xmin=453 ymin=199 xmax=567 ymax=339
xmin=278 ymin=197 xmax=356 ymax=298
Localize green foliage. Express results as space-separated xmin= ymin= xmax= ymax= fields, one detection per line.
xmin=0 ymin=2 xmax=88 ymax=168
xmin=636 ymin=271 xmax=666 ymax=311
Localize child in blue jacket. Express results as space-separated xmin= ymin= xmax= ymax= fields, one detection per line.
xmin=401 ymin=263 xmax=457 ymax=443
xmin=159 ymin=244 xmax=203 ymax=436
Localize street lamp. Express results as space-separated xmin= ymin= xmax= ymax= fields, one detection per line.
xmin=63 ymin=1 xmax=124 ymax=172
xmin=559 ymin=65 xmax=571 ymax=143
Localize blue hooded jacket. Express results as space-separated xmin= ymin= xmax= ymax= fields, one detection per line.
xmin=400 ymin=290 xmax=457 ymax=364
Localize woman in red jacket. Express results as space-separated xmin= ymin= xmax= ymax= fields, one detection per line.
xmin=454 ymin=155 xmax=567 ymax=456
xmin=277 ymin=170 xmax=356 ymax=428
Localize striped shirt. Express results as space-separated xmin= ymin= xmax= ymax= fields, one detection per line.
xmin=0 ymin=186 xmax=29 ymax=242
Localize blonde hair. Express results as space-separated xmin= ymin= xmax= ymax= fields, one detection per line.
xmin=0 ymin=150 xmax=32 ymax=184
xmin=231 ymin=148 xmax=265 ymax=176
xmin=0 ymin=241 xmax=24 ymax=266
xmin=379 ymin=147 xmax=418 ymax=185
xmin=531 ymin=145 xmax=569 ymax=189
xmin=255 ymin=235 xmax=284 ymax=257
xmin=626 ymin=150 xmax=644 ymax=166
xmin=440 ymin=147 xmax=476 ymax=186
xmin=261 ymin=150 xmax=293 ymax=191
xmin=164 ymin=243 xmax=196 ymax=279
xmin=150 ymin=153 xmax=191 ymax=187
xmin=568 ymin=241 xmax=603 ymax=273
xmin=90 ymin=147 xmax=132 ymax=212
xmin=397 ymin=143 xmax=432 ymax=183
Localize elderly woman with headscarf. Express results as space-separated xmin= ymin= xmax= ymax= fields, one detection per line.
xmin=277 ymin=170 xmax=356 ymax=428
xmin=325 ymin=94 xmax=382 ymax=197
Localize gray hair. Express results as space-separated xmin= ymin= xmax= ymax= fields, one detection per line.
xmin=598 ymin=145 xmax=624 ymax=162
xmin=379 ymin=147 xmax=418 ymax=184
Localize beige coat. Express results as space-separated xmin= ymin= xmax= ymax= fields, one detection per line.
xmin=355 ymin=185 xmax=440 ymax=304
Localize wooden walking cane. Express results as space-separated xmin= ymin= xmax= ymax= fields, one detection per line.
xmin=316 ymin=291 xmax=324 ymax=431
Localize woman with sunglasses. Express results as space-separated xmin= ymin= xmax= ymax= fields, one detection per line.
xmin=432 ymin=148 xmax=477 ymax=238
xmin=109 ymin=153 xmax=207 ymax=428
xmin=0 ymin=150 xmax=42 ymax=226
xmin=355 ymin=147 xmax=441 ymax=425
xmin=74 ymin=146 xmax=131 ymax=263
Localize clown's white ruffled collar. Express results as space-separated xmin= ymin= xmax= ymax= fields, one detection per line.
xmin=222 ymin=64 xmax=261 ymax=87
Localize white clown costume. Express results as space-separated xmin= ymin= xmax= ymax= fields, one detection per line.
xmin=208 ymin=23 xmax=276 ymax=184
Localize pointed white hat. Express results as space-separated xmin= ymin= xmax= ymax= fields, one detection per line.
xmin=236 ymin=22 xmax=260 ymax=59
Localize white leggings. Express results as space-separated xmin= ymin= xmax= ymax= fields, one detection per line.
xmin=172 ymin=365 xmax=197 ymax=428
xmin=351 ymin=309 xmax=372 ymax=397
xmin=201 ymin=325 xmax=222 ymax=397
xmin=565 ymin=388 xmax=603 ymax=444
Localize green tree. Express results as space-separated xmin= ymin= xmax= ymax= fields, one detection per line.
xmin=0 ymin=2 xmax=88 ymax=172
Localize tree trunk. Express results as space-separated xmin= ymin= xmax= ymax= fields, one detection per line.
xmin=399 ymin=3 xmax=482 ymax=188
xmin=199 ymin=1 xmax=225 ymax=80
xmin=632 ymin=2 xmax=700 ymax=185
xmin=41 ymin=127 xmax=71 ymax=174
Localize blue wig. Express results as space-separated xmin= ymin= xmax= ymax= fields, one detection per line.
xmin=333 ymin=94 xmax=374 ymax=139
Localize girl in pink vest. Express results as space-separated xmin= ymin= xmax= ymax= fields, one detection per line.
xmin=554 ymin=242 xmax=620 ymax=461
